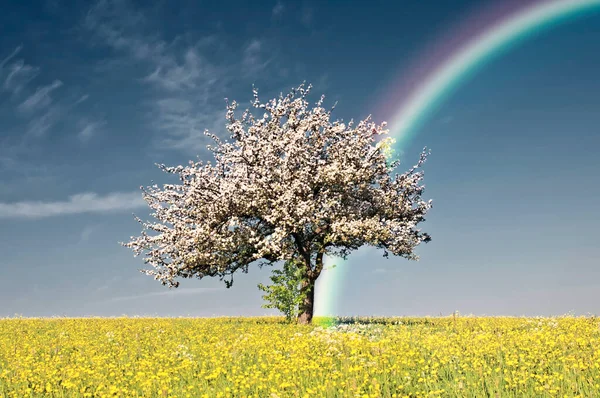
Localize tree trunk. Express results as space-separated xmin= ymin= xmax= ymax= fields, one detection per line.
xmin=295 ymin=249 xmax=324 ymax=325
xmin=297 ymin=277 xmax=315 ymax=325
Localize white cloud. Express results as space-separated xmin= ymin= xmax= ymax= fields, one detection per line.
xmin=27 ymin=93 xmax=99 ymax=139
xmin=272 ymin=1 xmax=284 ymax=19
xmin=83 ymin=0 xmax=291 ymax=154
xmin=151 ymin=97 xmax=219 ymax=152
xmin=18 ymin=79 xmax=63 ymax=112
xmin=0 ymin=46 xmax=79 ymax=142
xmin=0 ymin=47 xmax=92 ymax=188
xmin=84 ymin=0 xmax=228 ymax=153
xmin=246 ymin=39 xmax=262 ymax=54
xmin=24 ymin=104 xmax=62 ymax=138
xmin=143 ymin=47 xmax=216 ymax=92
xmin=73 ymin=94 xmax=90 ymax=106
xmin=1 ymin=47 xmax=40 ymax=96
xmin=0 ymin=46 xmax=22 ymax=68
xmin=85 ymin=0 xmax=214 ymax=92
xmin=242 ymin=39 xmax=272 ymax=77
xmin=0 ymin=191 xmax=146 ymax=219
xmin=77 ymin=119 xmax=106 ymax=142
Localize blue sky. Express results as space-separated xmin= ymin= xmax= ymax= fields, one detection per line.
xmin=1 ymin=0 xmax=599 ymax=318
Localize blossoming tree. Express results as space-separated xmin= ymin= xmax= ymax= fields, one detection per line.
xmin=122 ymin=83 xmax=432 ymax=324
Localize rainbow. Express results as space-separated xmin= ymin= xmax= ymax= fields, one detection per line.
xmin=314 ymin=0 xmax=600 ymax=320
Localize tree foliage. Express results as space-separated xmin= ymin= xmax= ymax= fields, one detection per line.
xmin=257 ymin=258 xmax=307 ymax=323
xmin=122 ymin=83 xmax=432 ymax=323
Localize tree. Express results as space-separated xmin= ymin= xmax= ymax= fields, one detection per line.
xmin=257 ymin=257 xmax=307 ymax=323
xmin=122 ymin=83 xmax=432 ymax=324
xmin=258 ymin=257 xmax=337 ymax=323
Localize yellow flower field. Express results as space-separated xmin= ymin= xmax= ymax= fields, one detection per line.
xmin=1 ymin=316 xmax=600 ymax=397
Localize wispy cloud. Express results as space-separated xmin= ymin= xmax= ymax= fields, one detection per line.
xmin=0 ymin=45 xmax=83 ymax=153
xmin=73 ymin=94 xmax=89 ymax=106
xmin=272 ymin=1 xmax=284 ymax=19
xmin=107 ymin=287 xmax=223 ymax=302
xmin=83 ymin=0 xmax=284 ymax=154
xmin=84 ymin=0 xmax=218 ymax=92
xmin=24 ymin=104 xmax=62 ymax=138
xmin=242 ymin=39 xmax=272 ymax=77
xmin=23 ymin=91 xmax=97 ymax=140
xmin=84 ymin=0 xmax=158 ymax=60
xmin=0 ymin=46 xmax=22 ymax=68
xmin=1 ymin=46 xmax=40 ymax=96
xmin=0 ymin=191 xmax=145 ymax=219
xmin=151 ymin=97 xmax=223 ymax=152
xmin=77 ymin=119 xmax=106 ymax=142
xmin=84 ymin=0 xmax=228 ymax=153
xmin=143 ymin=47 xmax=217 ymax=92
xmin=18 ymin=79 xmax=63 ymax=112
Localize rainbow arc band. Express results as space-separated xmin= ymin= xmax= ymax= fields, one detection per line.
xmin=314 ymin=0 xmax=600 ymax=321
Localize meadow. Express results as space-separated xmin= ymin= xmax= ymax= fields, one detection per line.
xmin=1 ymin=315 xmax=599 ymax=397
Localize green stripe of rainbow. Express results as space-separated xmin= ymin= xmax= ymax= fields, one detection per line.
xmin=314 ymin=0 xmax=600 ymax=321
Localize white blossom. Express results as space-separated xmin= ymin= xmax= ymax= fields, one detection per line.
xmin=122 ymin=83 xmax=432 ymax=322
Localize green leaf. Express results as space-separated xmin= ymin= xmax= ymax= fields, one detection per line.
xmin=256 ymin=257 xmax=308 ymax=322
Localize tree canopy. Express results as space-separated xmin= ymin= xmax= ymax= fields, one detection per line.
xmin=122 ymin=83 xmax=432 ymax=323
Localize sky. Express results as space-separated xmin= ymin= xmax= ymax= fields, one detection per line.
xmin=1 ymin=0 xmax=599 ymax=318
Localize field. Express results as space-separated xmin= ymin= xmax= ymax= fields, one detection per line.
xmin=1 ymin=316 xmax=600 ymax=397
